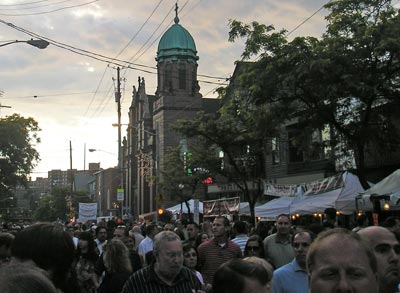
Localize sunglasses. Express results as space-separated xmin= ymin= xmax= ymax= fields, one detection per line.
xmin=293 ymin=242 xmax=310 ymax=249
xmin=247 ymin=246 xmax=260 ymax=251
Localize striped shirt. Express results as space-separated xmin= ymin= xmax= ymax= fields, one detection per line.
xmin=121 ymin=264 xmax=202 ymax=293
xmin=197 ymin=238 xmax=242 ymax=284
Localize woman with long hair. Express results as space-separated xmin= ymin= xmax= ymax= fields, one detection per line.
xmin=98 ymin=238 xmax=132 ymax=293
xmin=75 ymin=231 xmax=99 ymax=293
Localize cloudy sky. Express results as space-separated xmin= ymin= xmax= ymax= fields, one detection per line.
xmin=0 ymin=0 xmax=331 ymax=179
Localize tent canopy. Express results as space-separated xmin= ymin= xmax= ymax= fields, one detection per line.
xmin=363 ymin=169 xmax=400 ymax=196
xmin=255 ymin=197 xmax=295 ymax=219
xmin=166 ymin=199 xmax=203 ymax=214
xmin=358 ymin=169 xmax=400 ymax=211
xmin=255 ymin=172 xmax=364 ymax=217
xmin=290 ymin=172 xmax=364 ymax=215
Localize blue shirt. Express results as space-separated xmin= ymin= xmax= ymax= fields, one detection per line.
xmin=272 ymin=258 xmax=309 ymax=293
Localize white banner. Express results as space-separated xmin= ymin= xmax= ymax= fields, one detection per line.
xmin=302 ymin=173 xmax=344 ymax=196
xmin=264 ymin=183 xmax=298 ymax=197
xmin=78 ymin=203 xmax=97 ymax=222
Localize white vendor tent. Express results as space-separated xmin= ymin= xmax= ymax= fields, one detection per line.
xmin=289 ymin=172 xmax=365 ymax=215
xmin=166 ymin=199 xmax=203 ymax=214
xmin=357 ymin=169 xmax=400 ymax=211
xmin=255 ymin=196 xmax=296 ymax=219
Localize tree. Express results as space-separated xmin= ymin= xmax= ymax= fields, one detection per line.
xmin=228 ymin=0 xmax=400 ymax=187
xmin=175 ymin=95 xmax=279 ymax=223
xmin=0 ymin=114 xmax=40 ymax=198
xmin=34 ymin=188 xmax=68 ymax=222
xmin=157 ymin=146 xmax=210 ymax=219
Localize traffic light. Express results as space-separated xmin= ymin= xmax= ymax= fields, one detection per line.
xmin=183 ymin=152 xmax=193 ymax=175
xmin=157 ymin=208 xmax=164 ymax=215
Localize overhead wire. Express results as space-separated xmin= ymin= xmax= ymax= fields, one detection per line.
xmin=286 ymin=1 xmax=331 ymax=37
xmin=0 ymin=0 xmax=51 ymax=6
xmin=0 ymin=18 xmax=228 ymax=82
xmin=0 ymin=0 xmax=76 ymax=11
xmin=0 ymin=0 xmax=99 ymax=16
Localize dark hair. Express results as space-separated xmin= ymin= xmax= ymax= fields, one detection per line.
xmin=212 ymin=258 xmax=270 ymax=293
xmin=186 ymin=221 xmax=199 ymax=230
xmin=195 ymin=232 xmax=209 ymax=248
xmin=146 ymin=223 xmax=158 ymax=235
xmin=290 ymin=230 xmax=316 ymax=243
xmin=233 ymin=221 xmax=247 ymax=234
xmin=95 ymin=226 xmax=107 ymax=236
xmin=276 ymin=214 xmax=290 ymax=221
xmin=11 ymin=223 xmax=76 ymax=292
xmin=182 ymin=243 xmax=197 ymax=254
xmin=382 ymin=216 xmax=400 ymax=228
xmin=244 ymin=235 xmax=265 ymax=258
xmin=215 ymin=216 xmax=230 ymax=227
xmin=77 ymin=231 xmax=98 ymax=262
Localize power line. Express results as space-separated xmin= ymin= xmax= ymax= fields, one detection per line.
xmin=0 ymin=0 xmax=99 ymax=16
xmin=0 ymin=18 xmax=228 ymax=82
xmin=0 ymin=0 xmax=51 ymax=6
xmin=0 ymin=0 xmax=76 ymax=11
xmin=286 ymin=1 xmax=331 ymax=37
xmin=84 ymin=0 xmax=164 ymax=117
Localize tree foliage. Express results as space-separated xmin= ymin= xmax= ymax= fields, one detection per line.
xmin=227 ymin=0 xmax=400 ymax=187
xmin=0 ymin=114 xmax=40 ymax=198
xmin=34 ymin=188 xmax=68 ymax=222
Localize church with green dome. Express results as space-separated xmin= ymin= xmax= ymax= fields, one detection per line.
xmin=126 ymin=4 xmax=219 ymax=218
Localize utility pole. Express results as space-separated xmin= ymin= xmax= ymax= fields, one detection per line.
xmin=115 ymin=67 xmax=124 ymax=218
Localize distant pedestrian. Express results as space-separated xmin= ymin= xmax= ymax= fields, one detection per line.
xmin=137 ymin=223 xmax=160 ymax=266
xmin=97 ymin=239 xmax=132 ymax=293
xmin=122 ymin=231 xmax=203 ymax=293
xmin=244 ymin=235 xmax=265 ymax=258
xmin=231 ymin=221 xmax=249 ymax=254
xmin=271 ymin=230 xmax=314 ymax=293
xmin=197 ymin=216 xmax=242 ymax=284
xmin=263 ymin=214 xmax=294 ymax=269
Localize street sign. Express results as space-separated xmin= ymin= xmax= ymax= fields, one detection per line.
xmin=117 ymin=188 xmax=124 ymax=201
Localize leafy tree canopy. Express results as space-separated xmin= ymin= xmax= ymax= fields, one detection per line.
xmin=227 ymin=0 xmax=400 ymax=187
xmin=0 ymin=114 xmax=40 ymax=198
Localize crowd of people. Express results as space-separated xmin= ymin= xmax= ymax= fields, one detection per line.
xmin=0 ymin=213 xmax=399 ymax=293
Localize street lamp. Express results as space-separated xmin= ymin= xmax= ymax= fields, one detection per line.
xmin=88 ymin=148 xmax=116 ymax=155
xmin=179 ymin=184 xmax=184 ymax=218
xmin=0 ymin=39 xmax=49 ymax=49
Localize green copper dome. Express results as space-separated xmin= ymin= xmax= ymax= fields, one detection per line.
xmin=156 ymin=10 xmax=198 ymax=63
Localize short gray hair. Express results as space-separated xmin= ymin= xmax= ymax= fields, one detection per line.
xmin=153 ymin=231 xmax=181 ymax=253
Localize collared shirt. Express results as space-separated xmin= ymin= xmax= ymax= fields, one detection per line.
xmin=271 ymin=258 xmax=309 ymax=293
xmin=197 ymin=238 xmax=242 ymax=284
xmin=138 ymin=236 xmax=153 ymax=258
xmin=121 ymin=264 xmax=202 ymax=293
xmin=263 ymin=233 xmax=294 ymax=269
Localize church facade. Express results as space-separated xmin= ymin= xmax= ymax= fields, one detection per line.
xmin=124 ymin=8 xmax=218 ymax=219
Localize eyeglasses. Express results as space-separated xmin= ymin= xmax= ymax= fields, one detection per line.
xmin=293 ymin=242 xmax=310 ymax=249
xmin=247 ymin=246 xmax=260 ymax=251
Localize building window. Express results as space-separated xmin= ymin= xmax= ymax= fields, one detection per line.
xmin=179 ymin=66 xmax=186 ymax=90
xmin=288 ymin=130 xmax=304 ymax=163
xmin=271 ymin=137 xmax=280 ymax=165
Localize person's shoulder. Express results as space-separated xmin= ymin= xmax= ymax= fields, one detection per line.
xmin=228 ymin=239 xmax=241 ymax=248
xmin=197 ymin=239 xmax=214 ymax=250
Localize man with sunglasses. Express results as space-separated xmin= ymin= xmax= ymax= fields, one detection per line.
xmin=271 ymin=230 xmax=314 ymax=293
